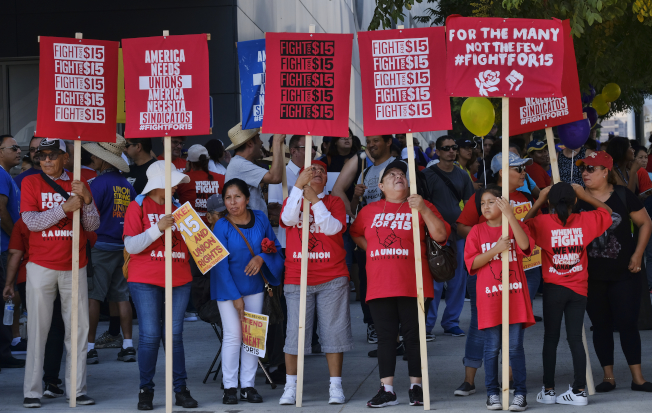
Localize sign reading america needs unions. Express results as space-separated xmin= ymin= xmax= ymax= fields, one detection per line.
xmin=238 ymin=39 xmax=266 ymax=129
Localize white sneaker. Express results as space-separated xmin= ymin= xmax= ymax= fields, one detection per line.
xmin=329 ymin=385 xmax=346 ymax=404
xmin=536 ymin=386 xmax=556 ymax=404
xmin=556 ymin=385 xmax=588 ymax=406
xmin=279 ymin=386 xmax=296 ymax=405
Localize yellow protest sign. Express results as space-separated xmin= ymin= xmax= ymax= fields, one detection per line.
xmin=512 ymin=201 xmax=542 ymax=270
xmin=173 ymin=202 xmax=229 ymax=274
xmin=117 ymin=48 xmax=125 ymax=123
xmin=242 ymin=311 xmax=269 ymax=358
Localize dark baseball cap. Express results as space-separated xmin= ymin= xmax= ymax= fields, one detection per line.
xmin=379 ymin=160 xmax=408 ymax=181
xmin=37 ymin=138 xmax=67 ymax=153
xmin=456 ymin=138 xmax=477 ymax=149
xmin=206 ymin=194 xmax=226 ymax=213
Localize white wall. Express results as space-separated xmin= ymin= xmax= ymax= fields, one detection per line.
xmin=236 ymin=0 xmax=447 ymax=150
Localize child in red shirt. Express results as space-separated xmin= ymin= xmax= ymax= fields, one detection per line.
xmin=464 ymin=186 xmax=535 ymax=411
xmin=525 ymin=182 xmax=612 ymax=406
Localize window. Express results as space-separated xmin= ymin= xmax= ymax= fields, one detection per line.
xmin=0 ymin=59 xmax=39 ymax=146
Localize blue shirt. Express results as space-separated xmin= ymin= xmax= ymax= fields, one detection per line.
xmin=210 ymin=210 xmax=284 ymax=301
xmin=0 ymin=167 xmax=20 ymax=252
xmin=89 ymin=170 xmax=136 ymax=247
xmin=14 ymin=167 xmax=41 ymax=190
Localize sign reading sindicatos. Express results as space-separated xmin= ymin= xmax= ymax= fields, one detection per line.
xmin=358 ymin=27 xmax=451 ymax=135
xmin=238 ymin=39 xmax=266 ymax=129
xmin=509 ymin=20 xmax=583 ymax=134
xmin=36 ymin=37 xmax=118 ymax=142
xmin=263 ymin=32 xmax=353 ymax=137
xmin=445 ymin=17 xmax=564 ymax=98
xmin=122 ymin=34 xmax=210 ymax=138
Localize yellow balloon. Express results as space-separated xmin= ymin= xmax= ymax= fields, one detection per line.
xmin=461 ymin=97 xmax=495 ymax=137
xmin=592 ymin=94 xmax=610 ymax=116
xmin=602 ymin=83 xmax=621 ymax=102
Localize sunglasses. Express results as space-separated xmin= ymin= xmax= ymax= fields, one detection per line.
xmin=579 ymin=165 xmax=604 ymax=174
xmin=509 ymin=165 xmax=527 ymax=173
xmin=35 ymin=151 xmax=64 ymax=161
xmin=125 ymin=143 xmax=138 ymax=148
xmin=0 ymin=145 xmax=20 ymax=152
xmin=439 ymin=145 xmax=459 ymax=152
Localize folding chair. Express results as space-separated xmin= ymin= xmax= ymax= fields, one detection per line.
xmin=203 ymin=322 xmax=223 ymax=384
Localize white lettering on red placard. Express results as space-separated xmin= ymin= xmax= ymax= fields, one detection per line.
xmin=53 ymin=43 xmax=107 ymax=123
xmin=138 ymin=49 xmax=193 ymax=131
xmin=519 ymin=97 xmax=569 ymax=125
xmin=370 ymin=38 xmax=432 ymax=121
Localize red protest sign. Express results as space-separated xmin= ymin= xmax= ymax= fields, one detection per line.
xmin=36 ymin=37 xmax=118 ymax=142
xmin=445 ymin=17 xmax=564 ymax=98
xmin=263 ymin=33 xmax=353 ymax=136
xmin=122 ymin=34 xmax=210 ymax=138
xmin=509 ymin=20 xmax=582 ymax=134
xmin=358 ymin=27 xmax=451 ymax=135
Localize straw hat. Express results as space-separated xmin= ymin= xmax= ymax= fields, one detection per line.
xmin=82 ymin=133 xmax=130 ymax=173
xmin=226 ymin=122 xmax=260 ymax=151
xmin=262 ymin=144 xmax=291 ymax=164
xmin=140 ymin=160 xmax=190 ymax=195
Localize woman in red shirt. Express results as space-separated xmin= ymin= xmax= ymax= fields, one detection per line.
xmin=350 ymin=160 xmax=450 ymax=407
xmin=123 ymin=161 xmax=197 ymax=410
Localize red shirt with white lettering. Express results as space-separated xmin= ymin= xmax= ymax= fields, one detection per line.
xmin=123 ymin=197 xmax=192 ymax=287
xmin=464 ymin=221 xmax=535 ymax=329
xmin=350 ymin=199 xmax=450 ymax=302
xmin=526 ymin=209 xmax=612 ymax=296
xmin=281 ymin=195 xmax=349 ymax=285
xmin=157 ymin=155 xmax=187 ymax=173
xmin=20 ymin=174 xmax=92 ymax=271
xmin=176 ymin=170 xmax=224 ymax=225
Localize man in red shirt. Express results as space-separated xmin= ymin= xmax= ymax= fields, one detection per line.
xmin=157 ymin=136 xmax=187 ymax=172
xmin=20 ymin=139 xmax=100 ymax=408
xmin=525 ymin=140 xmax=552 ymax=189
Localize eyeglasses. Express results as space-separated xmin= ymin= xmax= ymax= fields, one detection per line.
xmin=171 ymin=141 xmax=185 ymax=147
xmin=125 ymin=143 xmax=138 ymax=148
xmin=35 ymin=151 xmax=64 ymax=161
xmin=509 ymin=165 xmax=527 ymax=173
xmin=439 ymin=145 xmax=459 ymax=152
xmin=0 ymin=145 xmax=20 ymax=152
xmin=579 ymin=165 xmax=604 ymax=174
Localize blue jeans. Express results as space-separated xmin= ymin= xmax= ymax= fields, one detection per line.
xmin=129 ymin=282 xmax=191 ymax=393
xmin=484 ymin=323 xmax=526 ymax=396
xmin=426 ymin=238 xmax=468 ymax=331
xmin=525 ymin=266 xmax=541 ymax=305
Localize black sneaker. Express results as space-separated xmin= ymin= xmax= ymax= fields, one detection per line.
xmin=118 ymin=347 xmax=137 ymax=362
xmin=175 ymin=386 xmax=198 ymax=408
xmin=87 ymin=349 xmax=98 ymax=365
xmin=367 ymin=385 xmax=398 ymax=408
xmin=509 ymin=394 xmax=527 ymax=411
xmin=44 ymin=382 xmax=64 ymax=398
xmin=425 ymin=332 xmax=436 ymax=342
xmin=75 ymin=395 xmax=95 ymax=405
xmin=138 ymin=388 xmax=154 ymax=410
xmin=0 ymin=356 xmax=25 ymax=368
xmin=223 ymin=388 xmax=238 ymax=404
xmin=454 ymin=381 xmax=476 ymax=396
xmin=409 ymin=385 xmax=423 ymax=406
xmin=367 ymin=324 xmax=378 ymax=344
xmin=23 ymin=398 xmax=41 ymax=408
xmin=240 ymin=387 xmax=263 ymax=403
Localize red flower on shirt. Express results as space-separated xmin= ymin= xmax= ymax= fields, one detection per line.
xmin=261 ymin=238 xmax=277 ymax=253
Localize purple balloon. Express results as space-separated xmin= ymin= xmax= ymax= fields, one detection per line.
xmin=558 ymin=118 xmax=591 ymax=149
xmin=583 ymin=107 xmax=598 ymax=128
xmin=581 ymin=84 xmax=596 ymax=104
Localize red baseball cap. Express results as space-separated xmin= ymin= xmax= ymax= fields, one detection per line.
xmin=575 ymin=151 xmax=613 ymax=170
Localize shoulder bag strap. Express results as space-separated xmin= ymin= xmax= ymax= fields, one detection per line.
xmin=225 ymin=215 xmax=272 ymax=292
xmin=40 ymin=172 xmax=70 ymax=200
xmin=428 ymin=165 xmax=462 ymax=203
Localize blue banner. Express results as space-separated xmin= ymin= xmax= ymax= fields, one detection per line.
xmin=237 ymin=39 xmax=266 ymax=130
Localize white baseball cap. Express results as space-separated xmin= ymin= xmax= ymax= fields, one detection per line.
xmin=187 ymin=144 xmax=209 ymax=162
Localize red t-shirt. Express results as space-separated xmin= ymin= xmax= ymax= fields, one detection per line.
xmin=8 ymin=219 xmax=29 ymax=284
xmin=457 ymin=190 xmax=539 ymax=228
xmin=526 ymin=162 xmax=551 ymax=189
xmin=350 ymin=199 xmax=451 ymax=302
xmin=464 ymin=221 xmax=535 ymax=329
xmin=80 ymin=167 xmax=97 ymax=184
xmin=176 ymin=170 xmax=225 ymax=225
xmin=157 ymin=155 xmax=187 ymax=172
xmin=281 ymin=195 xmax=349 ymax=285
xmin=123 ymin=197 xmax=192 ymax=287
xmin=637 ymin=168 xmax=652 ymax=193
xmin=647 ymin=154 xmax=652 ymax=173
xmin=20 ymin=174 xmax=92 ymax=270
xmin=525 ymin=209 xmax=612 ymax=296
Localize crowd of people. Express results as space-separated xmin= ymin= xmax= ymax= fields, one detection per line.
xmin=0 ymin=125 xmax=651 ymax=411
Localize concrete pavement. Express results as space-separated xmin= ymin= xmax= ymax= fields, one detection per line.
xmin=1 ymin=292 xmax=651 ymax=412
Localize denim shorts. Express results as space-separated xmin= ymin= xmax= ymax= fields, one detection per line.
xmin=283 ymin=276 xmax=353 ymax=355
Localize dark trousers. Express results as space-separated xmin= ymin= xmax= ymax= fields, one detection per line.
xmin=0 ymin=251 xmax=13 ymax=362
xmin=587 ymin=275 xmax=641 ymax=366
xmin=542 ymin=283 xmax=587 ymax=390
xmin=368 ymin=297 xmax=422 ymax=378
xmin=355 ymin=248 xmax=373 ymax=325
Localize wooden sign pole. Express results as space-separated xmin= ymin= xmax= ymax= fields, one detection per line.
xmin=67 ymin=32 xmax=83 ymax=409
xmin=544 ymin=127 xmax=595 ymax=396
xmin=501 ymin=97 xmax=510 ymax=411
xmin=405 ymin=133 xmax=431 ymax=410
xmin=162 ymin=30 xmax=174 ymax=413
xmin=295 ymin=24 xmax=315 ymax=408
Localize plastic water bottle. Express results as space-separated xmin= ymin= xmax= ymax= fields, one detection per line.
xmin=3 ymin=299 xmax=13 ymax=325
